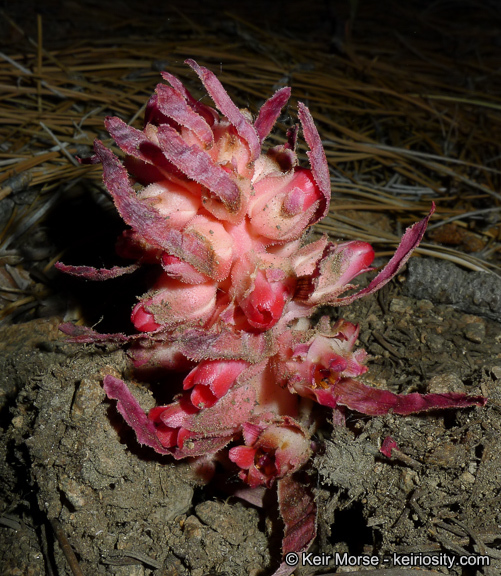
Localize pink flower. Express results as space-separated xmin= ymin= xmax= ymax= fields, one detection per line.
xmin=59 ymin=61 xmax=486 ymax=576
xmin=302 ymin=241 xmax=375 ymax=305
xmin=229 ymin=418 xmax=311 ymax=487
xmin=148 ymin=395 xmax=199 ymax=448
xmin=282 ymin=319 xmax=369 ymax=407
xmin=183 ymin=359 xmax=249 ymax=409
xmin=131 ymin=277 xmax=217 ymax=331
xmin=229 ymin=252 xmax=296 ymax=331
xmin=248 ymin=168 xmax=325 ymax=242
xmin=138 ymin=180 xmax=201 ymax=228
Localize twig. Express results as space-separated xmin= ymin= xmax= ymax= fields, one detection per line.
xmin=49 ymin=518 xmax=85 ymax=576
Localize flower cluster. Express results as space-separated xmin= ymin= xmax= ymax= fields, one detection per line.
xmin=58 ymin=60 xmax=485 ymax=573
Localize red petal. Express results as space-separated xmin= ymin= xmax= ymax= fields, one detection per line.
xmin=335 ymin=204 xmax=436 ymax=306
xmin=103 ymin=376 xmax=171 ymax=455
xmin=332 ymin=377 xmax=486 ymax=416
xmin=254 ymin=87 xmax=291 ymax=143
xmin=274 ymin=474 xmax=316 ymax=576
xmin=297 ymin=103 xmax=330 ymax=224
xmin=55 ymin=262 xmax=139 ymax=280
xmin=228 ymin=445 xmax=256 ymax=469
xmin=185 ymin=59 xmax=261 ymax=161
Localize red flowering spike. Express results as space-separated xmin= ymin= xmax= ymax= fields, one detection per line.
xmin=59 ymin=63 xmax=486 ymax=569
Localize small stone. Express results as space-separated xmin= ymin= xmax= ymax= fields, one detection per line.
xmin=196 ymin=500 xmax=251 ymax=546
xmin=464 ymin=320 xmax=486 ymax=344
xmin=71 ymin=377 xmax=105 ymax=419
xmin=58 ymin=476 xmax=93 ymax=509
xmin=11 ymin=415 xmax=23 ymax=428
xmin=460 ymin=471 xmax=476 ymax=484
xmin=183 ymin=515 xmax=203 ymax=540
xmin=427 ymin=373 xmax=466 ymax=394
xmin=390 ymin=298 xmax=412 ymax=314
xmin=427 ymin=442 xmax=467 ymax=467
xmin=491 ymin=366 xmax=501 ymax=380
xmin=417 ymin=299 xmax=434 ymax=312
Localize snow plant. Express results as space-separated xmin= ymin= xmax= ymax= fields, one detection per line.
xmin=58 ymin=60 xmax=485 ymax=574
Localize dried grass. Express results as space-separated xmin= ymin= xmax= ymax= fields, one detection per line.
xmin=1 ymin=2 xmax=500 ymax=322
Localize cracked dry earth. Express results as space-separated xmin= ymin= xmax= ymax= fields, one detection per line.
xmin=1 ymin=259 xmax=501 ymax=576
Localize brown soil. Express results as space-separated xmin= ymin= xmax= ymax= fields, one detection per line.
xmin=1 ymin=265 xmax=500 ymax=575
xmin=1 ymin=1 xmax=501 ymax=575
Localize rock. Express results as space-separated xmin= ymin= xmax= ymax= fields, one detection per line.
xmin=405 ymin=258 xmax=501 ymax=322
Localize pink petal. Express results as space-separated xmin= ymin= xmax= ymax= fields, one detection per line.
xmin=103 ymin=375 xmax=171 ymax=455
xmin=131 ymin=303 xmax=161 ymax=332
xmin=155 ymin=83 xmax=214 ymax=147
xmin=231 ymin=486 xmax=267 ymax=507
xmin=380 ymin=436 xmax=398 ymax=458
xmin=138 ymin=180 xmax=201 ymax=228
xmin=161 ymin=254 xmax=208 ymax=284
xmin=115 ymin=229 xmax=162 ymax=263
xmin=135 ymin=278 xmax=217 ymax=329
xmin=238 ymin=269 xmax=291 ymax=331
xmin=156 ymin=124 xmax=241 ymax=215
xmin=55 ymin=262 xmax=139 ymax=280
xmin=190 ymin=384 xmax=217 ymax=409
xmin=335 ymin=204 xmax=436 ymax=306
xmin=254 ymin=87 xmax=291 ymax=143
xmin=186 ymin=380 xmax=258 ymax=435
xmin=183 ymin=359 xmax=249 ymax=398
xmin=307 ymin=241 xmax=375 ymax=305
xmin=332 ymin=377 xmax=487 ymax=416
xmin=104 ymin=117 xmax=183 ymax=179
xmin=185 ymin=59 xmax=261 ymax=161
xmin=182 ymin=215 xmax=234 ymax=280
xmin=160 ymin=70 xmax=219 ymax=126
xmin=93 ymin=149 xmax=231 ymax=279
xmin=260 ymin=420 xmax=311 ymax=477
xmin=94 ymin=140 xmax=180 ymax=251
xmin=171 ymin=435 xmax=234 ymax=459
xmin=174 ymin=325 xmax=270 ymax=364
xmin=292 ymin=237 xmax=328 ymax=277
xmin=275 ymin=474 xmax=316 ymax=576
xmin=156 ymin=397 xmax=199 ymax=428
xmin=59 ymin=322 xmax=141 ymax=344
xmin=297 ymin=103 xmax=330 ymax=223
xmin=249 ymin=168 xmax=323 ymax=242
xmin=154 ymin=424 xmax=179 ymax=448
xmin=228 ymin=445 xmax=256 ymax=469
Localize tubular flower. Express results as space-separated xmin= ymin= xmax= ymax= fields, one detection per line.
xmin=183 ymin=359 xmax=250 ymax=409
xmin=229 ymin=419 xmax=311 ymax=488
xmin=58 ymin=61 xmax=487 ymax=576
